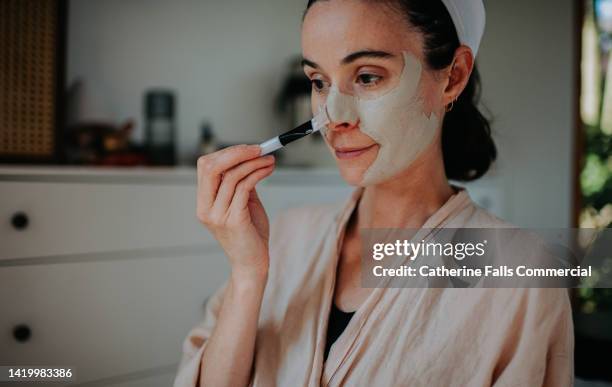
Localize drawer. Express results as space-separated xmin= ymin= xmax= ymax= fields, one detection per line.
xmin=0 ymin=252 xmax=229 ymax=385
xmin=0 ymin=181 xmax=213 ymax=260
xmin=0 ymin=180 xmax=353 ymax=261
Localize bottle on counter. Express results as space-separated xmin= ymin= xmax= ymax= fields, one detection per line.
xmin=145 ymin=90 xmax=176 ymax=166
xmin=198 ymin=122 xmax=217 ymax=156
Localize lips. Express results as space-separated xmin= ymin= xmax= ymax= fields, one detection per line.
xmin=334 ymin=144 xmax=377 ymax=160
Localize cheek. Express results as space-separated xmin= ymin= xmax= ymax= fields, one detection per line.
xmin=418 ymin=75 xmax=446 ymax=115
xmin=311 ymin=91 xmax=327 ymax=116
xmin=311 ymin=92 xmax=332 ymax=141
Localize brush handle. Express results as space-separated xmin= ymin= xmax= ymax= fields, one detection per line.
xmin=258 ymin=120 xmax=315 ymax=156
xmin=259 ymin=137 xmax=283 ymax=156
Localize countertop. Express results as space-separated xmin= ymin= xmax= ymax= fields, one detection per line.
xmin=0 ymin=165 xmax=345 ymax=185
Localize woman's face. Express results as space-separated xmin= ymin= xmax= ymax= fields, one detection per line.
xmin=302 ymin=0 xmax=448 ymax=186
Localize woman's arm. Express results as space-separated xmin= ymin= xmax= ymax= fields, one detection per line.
xmin=492 ymin=288 xmax=574 ymax=387
xmin=198 ymin=268 xmax=267 ymax=387
xmin=192 ymin=145 xmax=275 ymax=387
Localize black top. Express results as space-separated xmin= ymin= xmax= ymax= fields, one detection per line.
xmin=324 ymin=303 xmax=356 ymax=362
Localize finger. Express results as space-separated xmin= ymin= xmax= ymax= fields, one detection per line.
xmin=213 ymin=155 xmax=275 ymax=213
xmin=197 ymin=144 xmax=261 ymax=210
xmin=197 ymin=157 xmax=223 ymax=216
xmin=230 ymin=164 xmax=275 ymax=213
xmin=210 ymin=144 xmax=262 ymax=170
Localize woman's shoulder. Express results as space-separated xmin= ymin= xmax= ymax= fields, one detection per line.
xmin=459 ymin=196 xmax=516 ymax=229
xmin=456 ymin=194 xmax=579 ymax=286
xmin=460 ymin=195 xmax=552 ymax=258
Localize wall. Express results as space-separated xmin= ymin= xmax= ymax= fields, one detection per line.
xmin=67 ymin=0 xmax=305 ymax=161
xmin=477 ymin=0 xmax=575 ymax=227
xmin=67 ymin=0 xmax=576 ymax=227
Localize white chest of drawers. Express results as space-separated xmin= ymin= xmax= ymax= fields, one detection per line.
xmin=0 ymin=166 xmax=352 ymax=387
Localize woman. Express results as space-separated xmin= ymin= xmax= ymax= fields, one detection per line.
xmin=174 ymin=0 xmax=573 ymax=386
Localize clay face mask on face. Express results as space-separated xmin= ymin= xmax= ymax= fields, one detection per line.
xmin=322 ymin=52 xmax=440 ymax=186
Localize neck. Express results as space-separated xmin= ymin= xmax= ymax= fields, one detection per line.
xmin=356 ymin=143 xmax=454 ymax=230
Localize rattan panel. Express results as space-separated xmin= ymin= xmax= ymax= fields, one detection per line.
xmin=0 ymin=0 xmax=58 ymax=157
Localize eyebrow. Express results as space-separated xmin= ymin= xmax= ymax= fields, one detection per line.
xmin=301 ymin=50 xmax=394 ymax=69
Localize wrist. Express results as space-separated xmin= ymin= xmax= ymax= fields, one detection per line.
xmin=230 ymin=263 xmax=268 ymax=293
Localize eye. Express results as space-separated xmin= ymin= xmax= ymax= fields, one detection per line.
xmin=356 ymin=73 xmax=383 ymax=87
xmin=310 ymin=78 xmax=329 ymax=93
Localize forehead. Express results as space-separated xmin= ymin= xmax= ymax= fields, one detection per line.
xmin=301 ymin=0 xmax=424 ymax=62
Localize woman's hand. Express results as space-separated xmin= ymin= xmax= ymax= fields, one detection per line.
xmin=196 ymin=145 xmax=275 ymax=278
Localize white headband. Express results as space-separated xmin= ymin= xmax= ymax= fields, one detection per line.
xmin=440 ymin=0 xmax=486 ymax=57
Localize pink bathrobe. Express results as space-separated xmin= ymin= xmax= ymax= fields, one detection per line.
xmin=173 ymin=187 xmax=574 ymax=387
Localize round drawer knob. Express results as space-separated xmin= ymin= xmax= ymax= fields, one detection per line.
xmin=11 ymin=212 xmax=29 ymax=230
xmin=13 ymin=324 xmax=32 ymax=343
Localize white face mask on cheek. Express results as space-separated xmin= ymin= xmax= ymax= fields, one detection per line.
xmin=321 ymin=51 xmax=440 ymax=186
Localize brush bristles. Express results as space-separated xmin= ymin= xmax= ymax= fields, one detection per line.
xmin=312 ymin=108 xmax=330 ymax=131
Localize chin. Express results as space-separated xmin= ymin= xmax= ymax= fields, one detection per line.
xmin=337 ymin=165 xmax=368 ymax=186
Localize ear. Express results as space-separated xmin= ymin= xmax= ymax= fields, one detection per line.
xmin=442 ymin=46 xmax=474 ymax=107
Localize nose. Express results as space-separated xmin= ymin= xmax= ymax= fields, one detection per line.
xmin=325 ymin=87 xmax=359 ymax=132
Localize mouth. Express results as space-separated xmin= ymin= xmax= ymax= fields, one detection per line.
xmin=334 ymin=144 xmax=377 ymax=160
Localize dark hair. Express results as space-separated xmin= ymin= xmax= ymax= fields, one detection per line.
xmin=305 ymin=0 xmax=496 ymax=181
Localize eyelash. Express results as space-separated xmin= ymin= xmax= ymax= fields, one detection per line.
xmin=309 ymin=73 xmax=384 ymax=93
xmin=356 ymin=73 xmax=383 ymax=87
xmin=310 ymin=79 xmax=327 ymax=93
